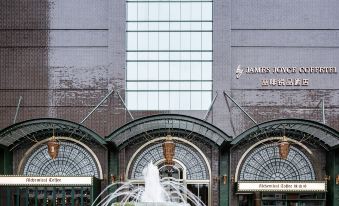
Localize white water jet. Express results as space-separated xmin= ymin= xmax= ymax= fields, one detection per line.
xmin=92 ymin=162 xmax=206 ymax=206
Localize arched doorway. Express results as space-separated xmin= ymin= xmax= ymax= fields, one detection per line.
xmin=0 ymin=118 xmax=106 ymax=206
xmin=231 ymin=119 xmax=339 ymax=206
xmin=106 ymin=114 xmax=232 ymax=206
xmin=126 ymin=137 xmax=211 ymax=206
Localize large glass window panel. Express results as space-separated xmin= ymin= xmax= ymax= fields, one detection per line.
xmin=126 ymin=0 xmax=212 ymax=111
xmin=180 ymin=92 xmax=190 ymax=110
xmin=138 ymin=63 xmax=148 ymax=80
xmin=201 ymin=32 xmax=212 ymax=50
xmin=159 ymin=22 xmax=170 ymax=30
xmin=148 ymin=92 xmax=159 ymax=109
xmin=201 ymin=92 xmax=212 ymax=109
xmin=170 ymin=52 xmax=181 ymax=61
xmin=191 ymin=3 xmax=202 ymax=20
xmin=181 ymin=52 xmax=191 ymax=61
xmin=127 ymin=3 xmax=138 ymax=21
xmin=159 ymin=62 xmax=170 ymax=80
xmin=159 ymin=32 xmax=170 ymax=50
xmin=191 ymin=32 xmax=202 ymax=50
xmin=180 ymin=62 xmax=191 ymax=80
xmin=127 ymin=52 xmax=138 ymax=60
xmin=148 ymin=52 xmax=159 ymax=61
xmin=159 ymin=82 xmax=170 ymax=90
xmin=180 ymin=81 xmax=190 ymax=90
xmin=149 ymin=33 xmax=159 ymax=50
xmin=127 ymin=32 xmax=138 ymax=50
xmin=159 ymin=52 xmax=169 ymax=60
xmin=170 ymin=22 xmax=181 ymax=30
xmin=158 ymin=3 xmax=169 ymax=20
xmin=127 ymin=92 xmax=138 ymax=110
xmin=202 ymin=22 xmax=212 ymax=30
xmin=191 ymin=92 xmax=202 ymax=110
xmin=149 ymin=3 xmax=159 ymax=20
xmin=170 ymin=3 xmax=181 ymax=21
xmin=170 ymin=62 xmax=180 ymax=80
xmin=127 ymin=62 xmax=138 ymax=80
xmin=181 ymin=32 xmax=191 ymax=50
xmin=202 ymin=62 xmax=212 ymax=80
xmin=170 ymin=91 xmax=180 ymax=110
xmin=170 ymin=32 xmax=181 ymax=50
xmin=181 ymin=22 xmax=192 ymax=30
xmin=137 ymin=22 xmax=149 ymax=31
xmin=148 ymin=82 xmax=159 ymax=91
xmin=148 ymin=62 xmax=159 ymax=80
xmin=138 ymin=92 xmax=148 ymax=110
xmin=170 ymin=81 xmax=180 ymax=90
xmin=191 ymin=62 xmax=202 ymax=80
xmin=181 ymin=3 xmax=191 ymax=20
xmin=191 ymin=52 xmax=202 ymax=61
xmin=138 ymin=82 xmax=148 ymax=90
xmin=202 ymin=82 xmax=212 ymax=90
xmin=138 ymin=3 xmax=149 ymax=21
xmin=191 ymin=22 xmax=202 ymax=31
xmin=127 ymin=22 xmax=138 ymax=30
xmin=138 ymin=52 xmax=148 ymax=60
xmin=191 ymin=82 xmax=202 ymax=90
xmin=127 ymin=82 xmax=138 ymax=90
xmin=202 ymin=52 xmax=212 ymax=60
xmin=201 ymin=3 xmax=212 ymax=20
xmin=159 ymin=92 xmax=170 ymax=110
xmin=138 ymin=32 xmax=149 ymax=50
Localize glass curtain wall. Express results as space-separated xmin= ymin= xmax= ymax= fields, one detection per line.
xmin=126 ymin=0 xmax=213 ymax=110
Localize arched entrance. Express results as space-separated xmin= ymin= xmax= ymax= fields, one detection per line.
xmin=0 ymin=118 xmax=106 ymax=206
xmin=126 ymin=137 xmax=211 ymax=205
xmin=106 ymin=114 xmax=232 ymax=206
xmin=231 ymin=119 xmax=339 ymax=206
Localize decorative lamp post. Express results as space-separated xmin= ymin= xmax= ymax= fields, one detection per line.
xmin=278 ymin=136 xmax=290 ymax=159
xmin=47 ymin=134 xmax=60 ymax=159
xmin=162 ymin=135 xmax=175 ymax=166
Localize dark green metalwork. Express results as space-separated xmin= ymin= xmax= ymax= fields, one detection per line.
xmin=43 ymin=187 xmax=47 ymax=205
xmin=52 ymin=187 xmax=56 ymax=206
xmin=62 ymin=187 xmax=65 ymax=206
xmin=0 ymin=118 xmax=106 ymax=149
xmin=232 ymin=119 xmax=339 ymax=150
xmin=16 ymin=188 xmax=19 ymax=206
xmin=0 ymin=147 xmax=12 ymax=175
xmin=71 ymin=187 xmax=75 ymax=206
xmin=25 ymin=188 xmax=28 ymax=206
xmin=34 ymin=188 xmax=38 ymax=206
xmin=81 ymin=187 xmax=84 ymax=206
xmin=6 ymin=188 xmax=10 ymax=206
xmin=219 ymin=147 xmax=230 ymax=206
xmin=106 ymin=114 xmax=232 ymax=148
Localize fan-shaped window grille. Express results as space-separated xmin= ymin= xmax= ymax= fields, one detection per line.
xmin=239 ymin=144 xmax=315 ymax=181
xmin=130 ymin=143 xmax=208 ymax=180
xmin=23 ymin=142 xmax=99 ymax=178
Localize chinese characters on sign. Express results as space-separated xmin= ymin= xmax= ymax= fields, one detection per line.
xmin=235 ymin=66 xmax=337 ymax=87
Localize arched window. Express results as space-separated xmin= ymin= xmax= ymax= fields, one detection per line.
xmin=127 ymin=138 xmax=211 ymax=206
xmin=23 ymin=141 xmax=100 ymax=178
xmin=239 ymin=144 xmax=315 ymax=181
xmin=129 ymin=143 xmax=209 ymax=180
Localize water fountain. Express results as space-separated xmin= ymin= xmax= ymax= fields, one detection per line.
xmin=92 ymin=162 xmax=206 ymax=206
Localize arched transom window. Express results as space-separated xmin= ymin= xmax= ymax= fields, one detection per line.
xmin=130 ymin=143 xmax=209 ymax=180
xmin=239 ymin=144 xmax=315 ymax=181
xmin=23 ymin=142 xmax=100 ymax=178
